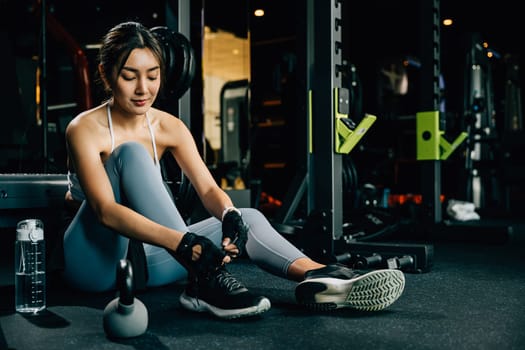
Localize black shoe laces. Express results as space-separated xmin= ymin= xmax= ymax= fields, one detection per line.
xmin=190 ymin=268 xmax=246 ymax=305
xmin=215 ymin=269 xmax=245 ymax=292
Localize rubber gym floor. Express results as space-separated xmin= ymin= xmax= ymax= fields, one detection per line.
xmin=1 ymin=218 xmax=524 ymax=350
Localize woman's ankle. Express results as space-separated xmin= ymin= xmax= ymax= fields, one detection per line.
xmin=287 ymin=258 xmax=325 ymax=282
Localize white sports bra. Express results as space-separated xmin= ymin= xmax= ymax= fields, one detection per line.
xmin=67 ymin=102 xmax=160 ymax=201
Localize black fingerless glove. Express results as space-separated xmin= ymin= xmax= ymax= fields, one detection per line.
xmin=222 ymin=209 xmax=249 ymax=257
xmin=171 ymin=232 xmax=225 ymax=278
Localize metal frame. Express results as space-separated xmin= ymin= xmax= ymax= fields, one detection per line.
xmin=418 ymin=0 xmax=442 ymax=225
xmin=274 ymin=0 xmax=345 ymax=260
xmin=274 ymin=0 xmax=439 ymax=264
xmin=306 ymin=0 xmax=345 ymax=245
xmin=165 ymin=0 xmax=192 ymax=127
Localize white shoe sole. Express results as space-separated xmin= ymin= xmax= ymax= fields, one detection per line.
xmin=179 ymin=292 xmax=272 ymax=319
xmin=295 ymin=269 xmax=405 ymax=311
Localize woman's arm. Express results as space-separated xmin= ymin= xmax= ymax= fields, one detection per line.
xmin=165 ymin=117 xmax=247 ymax=257
xmin=163 ymin=116 xmax=235 ymax=220
xmin=65 ymin=111 xmax=184 ymax=252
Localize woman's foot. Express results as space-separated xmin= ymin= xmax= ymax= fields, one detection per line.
xmin=179 ymin=266 xmax=271 ymax=319
xmin=172 ymin=232 xmax=271 ymax=319
xmin=295 ymin=264 xmax=405 ymax=311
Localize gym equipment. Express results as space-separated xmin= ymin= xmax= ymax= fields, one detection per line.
xmin=271 ymin=0 xmax=433 ymax=271
xmin=503 ymin=55 xmax=523 ymax=133
xmin=220 ymin=79 xmax=251 ymax=172
xmin=340 ymin=242 xmax=433 ymax=273
xmin=500 ymin=57 xmax=525 ymax=210
xmin=31 ymin=0 xmax=92 ymax=172
xmin=151 ymin=26 xmax=196 ymax=100
xmin=334 ymin=88 xmax=377 ymax=155
xmin=0 ymin=174 xmax=67 ymax=211
xmin=0 ymin=173 xmax=68 ymax=229
xmin=416 ymin=111 xmax=467 ymax=162
xmin=460 ymin=32 xmax=500 ymax=209
xmin=281 ymin=210 xmax=433 ymax=273
xmin=410 ymin=8 xmax=512 ymax=243
xmin=150 ymin=26 xmax=200 ymax=222
xmin=416 ymin=0 xmax=445 ymax=226
xmin=103 ymin=259 xmax=148 ymax=339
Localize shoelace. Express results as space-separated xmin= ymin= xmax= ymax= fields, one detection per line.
xmin=191 ymin=269 xmax=246 ymax=305
xmin=215 ymin=270 xmax=245 ymax=292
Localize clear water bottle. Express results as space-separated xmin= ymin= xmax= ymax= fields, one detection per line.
xmin=15 ymin=219 xmax=46 ymax=314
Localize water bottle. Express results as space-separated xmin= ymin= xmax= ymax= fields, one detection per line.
xmin=15 ymin=219 xmax=46 ymax=314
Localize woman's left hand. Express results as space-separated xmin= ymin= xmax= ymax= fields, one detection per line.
xmin=221 ymin=209 xmax=248 ymax=258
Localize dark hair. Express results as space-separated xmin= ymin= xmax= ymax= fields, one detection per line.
xmin=97 ymin=21 xmax=165 ymax=96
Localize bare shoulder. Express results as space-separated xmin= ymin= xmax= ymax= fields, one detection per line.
xmin=150 ymin=107 xmax=185 ymax=128
xmin=149 ymin=107 xmax=191 ymax=141
xmin=66 ymin=104 xmax=108 ymax=136
xmin=65 ymin=104 xmax=111 ymax=152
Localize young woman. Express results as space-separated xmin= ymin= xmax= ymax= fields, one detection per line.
xmin=62 ymin=21 xmax=405 ymax=319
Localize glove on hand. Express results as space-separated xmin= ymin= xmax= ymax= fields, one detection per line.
xmin=222 ymin=209 xmax=249 ymax=257
xmin=173 ymin=232 xmax=225 ymax=277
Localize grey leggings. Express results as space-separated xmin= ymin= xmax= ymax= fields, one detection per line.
xmin=62 ymin=142 xmax=306 ymax=292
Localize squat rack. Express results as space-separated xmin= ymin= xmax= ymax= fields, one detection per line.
xmin=273 ymin=0 xmax=438 ymax=272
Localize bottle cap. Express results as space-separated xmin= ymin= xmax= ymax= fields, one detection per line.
xmin=16 ymin=219 xmax=44 ymax=242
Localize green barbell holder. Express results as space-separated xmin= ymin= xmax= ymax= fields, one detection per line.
xmin=416 ymin=111 xmax=468 ymax=161
xmin=333 ymin=88 xmax=377 ymax=154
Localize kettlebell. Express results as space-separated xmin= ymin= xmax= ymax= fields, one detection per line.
xmin=103 ymin=259 xmax=148 ymax=338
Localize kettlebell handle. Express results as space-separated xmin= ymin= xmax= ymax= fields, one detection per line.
xmin=117 ymin=259 xmax=134 ymax=306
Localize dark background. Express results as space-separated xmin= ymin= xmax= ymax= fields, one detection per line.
xmin=1 ymin=3 xmax=525 ymax=349
xmin=1 ymin=0 xmax=524 ymax=215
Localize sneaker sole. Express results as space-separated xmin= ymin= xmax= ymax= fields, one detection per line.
xmin=295 ymin=269 xmax=405 ymax=311
xmin=179 ymin=292 xmax=272 ymax=319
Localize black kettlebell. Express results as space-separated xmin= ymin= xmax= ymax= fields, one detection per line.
xmin=103 ymin=259 xmax=148 ymax=338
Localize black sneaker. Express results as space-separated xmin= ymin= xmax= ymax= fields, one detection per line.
xmin=179 ymin=267 xmax=271 ymax=319
xmin=295 ymin=264 xmax=405 ymax=311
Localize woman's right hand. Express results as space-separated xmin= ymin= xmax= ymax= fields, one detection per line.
xmin=171 ymin=232 xmax=230 ymax=277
